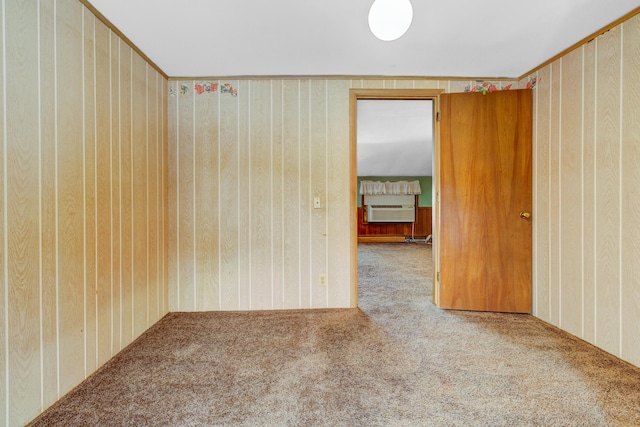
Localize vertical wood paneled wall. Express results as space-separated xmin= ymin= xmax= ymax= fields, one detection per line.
xmin=0 ymin=1 xmax=168 ymax=425
xmin=523 ymin=14 xmax=640 ymax=367
xmin=167 ymin=78 xmax=515 ymax=312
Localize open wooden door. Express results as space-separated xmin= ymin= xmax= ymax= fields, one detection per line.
xmin=438 ymin=89 xmax=532 ymax=313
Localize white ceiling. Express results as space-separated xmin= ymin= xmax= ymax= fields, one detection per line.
xmin=357 ymin=100 xmax=433 ymax=177
xmin=88 ymin=0 xmax=640 ymax=78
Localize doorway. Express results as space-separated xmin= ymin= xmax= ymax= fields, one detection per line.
xmin=349 ymin=89 xmax=444 ymax=308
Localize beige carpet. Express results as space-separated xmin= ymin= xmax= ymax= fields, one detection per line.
xmin=30 ymin=243 xmax=640 ymax=426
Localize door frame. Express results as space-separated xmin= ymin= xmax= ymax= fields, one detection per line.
xmin=349 ymin=89 xmax=444 ymax=308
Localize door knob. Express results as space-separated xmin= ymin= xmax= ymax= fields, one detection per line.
xmin=520 ymin=211 xmax=531 ymax=219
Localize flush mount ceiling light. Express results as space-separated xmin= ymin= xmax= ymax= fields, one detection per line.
xmin=368 ymin=0 xmax=413 ymax=41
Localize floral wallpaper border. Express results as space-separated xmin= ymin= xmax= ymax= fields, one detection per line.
xmin=169 ymin=78 xmax=538 ymax=97
xmin=169 ymin=82 xmax=238 ymax=97
xmin=464 ymin=77 xmax=538 ymax=94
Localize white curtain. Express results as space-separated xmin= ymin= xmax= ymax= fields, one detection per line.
xmin=360 ymin=180 xmax=422 ymax=195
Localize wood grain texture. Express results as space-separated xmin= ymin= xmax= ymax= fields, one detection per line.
xmin=110 ymin=31 xmax=121 ymax=351
xmin=249 ymin=80 xmax=273 ymax=310
xmin=6 ymin=1 xmax=41 ymax=423
xmin=0 ymin=0 xmax=4 ymax=418
xmin=559 ymin=48 xmax=584 ymax=337
xmin=327 ymin=80 xmax=351 ymax=308
xmin=582 ymin=39 xmax=597 ymax=345
xmin=56 ymin=0 xmax=86 ymax=396
xmin=620 ymin=14 xmax=640 ymax=367
xmin=167 ymin=81 xmax=178 ymax=312
xmin=549 ymin=61 xmax=561 ymax=327
xmin=534 ymin=66 xmax=551 ymax=322
xmin=132 ymin=54 xmax=148 ymax=335
xmin=281 ymin=80 xmax=301 ymax=309
xmin=0 ymin=2 xmax=169 ymax=424
xmin=119 ymin=43 xmax=133 ymax=344
xmin=82 ymin=7 xmax=97 ymax=375
xmin=218 ymin=80 xmax=240 ymax=310
xmin=270 ymin=80 xmax=284 ymax=310
xmin=38 ymin=0 xmax=58 ymax=408
xmin=237 ymin=81 xmax=251 ymax=310
xmin=298 ymin=80 xmax=311 ymax=308
xmin=194 ymin=80 xmax=220 ymax=311
xmin=94 ymin=17 xmax=112 ymax=369
xmin=310 ymin=80 xmax=327 ymax=309
xmin=594 ymin=27 xmax=621 ymax=356
xmin=414 ymin=80 xmax=440 ymax=89
xmin=146 ymin=67 xmax=158 ymax=323
xmin=161 ymin=74 xmax=169 ymax=315
xmin=439 ymin=91 xmax=532 ymax=313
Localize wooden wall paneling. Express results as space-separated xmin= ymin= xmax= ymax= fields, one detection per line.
xmin=250 ymin=80 xmax=273 ymax=310
xmin=194 ymin=80 xmax=220 ymax=311
xmin=56 ymin=0 xmax=85 ymax=396
xmin=94 ymin=19 xmax=112 ymax=368
xmin=146 ymin=67 xmax=158 ymax=322
xmin=0 ymin=0 xmax=4 ymax=418
xmin=449 ymin=81 xmax=469 ymax=93
xmin=237 ymin=80 xmax=251 ymax=310
xmin=38 ymin=0 xmax=58 ymax=408
xmin=6 ymin=0 xmax=41 ymax=423
xmin=119 ymin=43 xmax=133 ymax=343
xmin=167 ymin=81 xmax=178 ymax=311
xmin=414 ymin=80 xmax=440 ymax=89
xmin=327 ymin=80 xmax=351 ymax=308
xmin=281 ymin=80 xmax=301 ymax=309
xmin=559 ymin=47 xmax=584 ymax=337
xmin=298 ymin=81 xmax=312 ymax=308
xmin=621 ymin=15 xmax=640 ymax=367
xmin=394 ymin=80 xmax=414 ymax=89
xmin=582 ymin=40 xmax=597 ymax=345
xmin=528 ymin=74 xmax=538 ymax=313
xmin=595 ymin=27 xmax=622 ymax=356
xmin=161 ymin=76 xmax=169 ymax=314
xmin=218 ymin=80 xmax=239 ymax=310
xmin=82 ymin=6 xmax=97 ymax=375
xmin=310 ymin=81 xmax=328 ymax=308
xmin=132 ymin=54 xmax=149 ymax=333
xmin=534 ymin=66 xmax=551 ymax=322
xmin=549 ymin=61 xmax=561 ymax=327
xmin=362 ymin=80 xmax=385 ymax=89
xmin=350 ymin=79 xmax=363 ymax=89
xmin=110 ymin=31 xmax=121 ymax=351
xmin=271 ymin=80 xmax=284 ymax=309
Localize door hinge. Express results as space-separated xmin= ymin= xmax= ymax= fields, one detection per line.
xmin=436 ymin=112 xmax=441 ymax=122
xmin=437 ymin=272 xmax=440 ymax=281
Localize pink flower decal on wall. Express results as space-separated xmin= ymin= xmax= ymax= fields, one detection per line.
xmin=194 ymin=82 xmax=220 ymax=94
xmin=220 ymin=83 xmax=238 ymax=97
xmin=465 ymin=81 xmax=513 ymax=94
xmin=526 ymin=76 xmax=538 ymax=90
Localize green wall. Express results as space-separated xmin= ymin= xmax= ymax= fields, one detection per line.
xmin=357 ymin=176 xmax=433 ymax=207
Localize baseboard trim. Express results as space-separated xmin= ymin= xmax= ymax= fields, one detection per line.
xmin=358 ymin=235 xmax=407 ymax=243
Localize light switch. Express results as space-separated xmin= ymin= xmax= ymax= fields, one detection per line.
xmin=314 ymin=197 xmax=321 ymax=209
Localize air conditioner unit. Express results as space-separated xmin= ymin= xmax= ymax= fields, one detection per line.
xmin=367 ymin=205 xmax=415 ymax=223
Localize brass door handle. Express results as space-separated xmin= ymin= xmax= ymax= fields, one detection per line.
xmin=520 ymin=211 xmax=531 ymax=219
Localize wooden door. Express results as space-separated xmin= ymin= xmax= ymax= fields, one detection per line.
xmin=439 ymin=89 xmax=532 ymax=313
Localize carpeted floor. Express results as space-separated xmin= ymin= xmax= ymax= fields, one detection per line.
xmin=30 ymin=243 xmax=640 ymax=426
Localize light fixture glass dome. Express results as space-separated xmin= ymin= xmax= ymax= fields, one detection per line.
xmin=368 ymin=0 xmax=413 ymax=41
